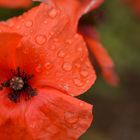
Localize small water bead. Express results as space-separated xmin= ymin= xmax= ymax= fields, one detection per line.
xmin=63 ymin=84 xmax=70 ymax=91
xmin=44 ymin=62 xmax=52 ymax=70
xmin=50 ymin=45 xmax=56 ymax=50
xmin=64 ymin=112 xmax=79 ymax=124
xmin=35 ymin=64 xmax=42 ymax=73
xmin=48 ymin=8 xmax=57 ymax=18
xmin=62 ymin=62 xmax=72 ymax=71
xmin=73 ymin=78 xmax=84 ymax=87
xmin=35 ymin=35 xmax=46 ymax=45
xmin=74 ymin=34 xmax=79 ymax=39
xmin=25 ymin=20 xmax=33 ymax=27
xmin=77 ymin=47 xmax=83 ymax=52
xmin=50 ymin=31 xmax=54 ymax=36
xmin=65 ymin=39 xmax=72 ymax=44
xmin=57 ymin=50 xmax=65 ymax=58
xmin=80 ymin=70 xmax=89 ymax=77
xmin=53 ymin=38 xmax=58 ymax=42
xmin=44 ymin=20 xmax=47 ymax=24
xmin=16 ymin=25 xmax=21 ymax=29
xmin=79 ymin=102 xmax=84 ymax=107
xmin=85 ymin=60 xmax=92 ymax=68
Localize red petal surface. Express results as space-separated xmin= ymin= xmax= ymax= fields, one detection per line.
xmin=44 ymin=0 xmax=104 ymax=28
xmin=0 ymin=33 xmax=22 ymax=82
xmin=84 ymin=36 xmax=119 ymax=86
xmin=0 ymin=3 xmax=96 ymax=96
xmin=0 ymin=88 xmax=93 ymax=140
xmin=0 ymin=0 xmax=32 ymax=8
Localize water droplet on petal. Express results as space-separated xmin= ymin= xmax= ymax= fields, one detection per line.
xmin=74 ymin=34 xmax=79 ymax=39
xmin=44 ymin=62 xmax=52 ymax=70
xmin=79 ymin=102 xmax=84 ymax=107
xmin=48 ymin=8 xmax=57 ymax=18
xmin=50 ymin=45 xmax=56 ymax=50
xmin=35 ymin=35 xmax=46 ymax=45
xmin=44 ymin=20 xmax=47 ymax=24
xmin=16 ymin=25 xmax=20 ymax=29
xmin=58 ymin=50 xmax=65 ymax=58
xmin=77 ymin=47 xmax=83 ymax=52
xmin=35 ymin=64 xmax=42 ymax=73
xmin=62 ymin=62 xmax=72 ymax=71
xmin=53 ymin=38 xmax=58 ymax=42
xmin=63 ymin=84 xmax=69 ymax=91
xmin=64 ymin=112 xmax=79 ymax=124
xmin=25 ymin=20 xmax=33 ymax=27
xmin=73 ymin=78 xmax=84 ymax=87
xmin=50 ymin=31 xmax=54 ymax=36
xmin=66 ymin=39 xmax=72 ymax=44
xmin=80 ymin=70 xmax=89 ymax=77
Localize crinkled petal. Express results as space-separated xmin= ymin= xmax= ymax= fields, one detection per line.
xmin=0 ymin=3 xmax=96 ymax=96
xmin=0 ymin=0 xmax=32 ymax=8
xmin=44 ymin=0 xmax=104 ymax=28
xmin=0 ymin=88 xmax=93 ymax=140
xmin=80 ymin=25 xmax=119 ymax=86
xmin=26 ymin=88 xmax=93 ymax=140
xmin=0 ymin=33 xmax=22 ymax=82
xmin=84 ymin=36 xmax=119 ymax=86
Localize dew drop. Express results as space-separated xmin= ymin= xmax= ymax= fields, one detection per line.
xmin=62 ymin=62 xmax=72 ymax=71
xmin=58 ymin=50 xmax=65 ymax=58
xmin=16 ymin=25 xmax=20 ymax=29
xmin=74 ymin=34 xmax=79 ymax=39
xmin=63 ymin=84 xmax=69 ymax=91
xmin=79 ymin=102 xmax=84 ymax=107
xmin=48 ymin=8 xmax=57 ymax=18
xmin=35 ymin=35 xmax=46 ymax=45
xmin=66 ymin=39 xmax=72 ymax=44
xmin=73 ymin=78 xmax=84 ymax=87
xmin=64 ymin=112 xmax=79 ymax=124
xmin=44 ymin=20 xmax=47 ymax=24
xmin=35 ymin=64 xmax=42 ymax=73
xmin=77 ymin=47 xmax=83 ymax=52
xmin=25 ymin=20 xmax=33 ymax=27
xmin=50 ymin=45 xmax=56 ymax=50
xmin=44 ymin=62 xmax=52 ymax=70
xmin=50 ymin=31 xmax=54 ymax=36
xmin=80 ymin=70 xmax=89 ymax=77
xmin=53 ymin=38 xmax=58 ymax=42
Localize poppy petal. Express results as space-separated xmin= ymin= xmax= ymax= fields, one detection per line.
xmin=44 ymin=0 xmax=104 ymax=27
xmin=0 ymin=33 xmax=22 ymax=82
xmin=84 ymin=36 xmax=119 ymax=86
xmin=26 ymin=88 xmax=93 ymax=140
xmin=0 ymin=88 xmax=93 ymax=140
xmin=2 ymin=3 xmax=96 ymax=96
xmin=0 ymin=89 xmax=34 ymax=140
xmin=0 ymin=0 xmax=32 ymax=8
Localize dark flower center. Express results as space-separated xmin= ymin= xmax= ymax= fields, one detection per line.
xmin=10 ymin=76 xmax=24 ymax=91
xmin=0 ymin=67 xmax=37 ymax=103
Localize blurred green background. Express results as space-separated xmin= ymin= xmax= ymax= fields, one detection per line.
xmin=80 ymin=0 xmax=140 ymax=140
xmin=0 ymin=0 xmax=140 ymax=140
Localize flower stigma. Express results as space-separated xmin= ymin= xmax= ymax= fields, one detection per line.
xmin=0 ymin=67 xmax=37 ymax=103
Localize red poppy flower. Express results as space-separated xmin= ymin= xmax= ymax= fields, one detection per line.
xmin=79 ymin=25 xmax=119 ymax=86
xmin=0 ymin=0 xmax=104 ymax=139
xmin=0 ymin=0 xmax=32 ymax=8
xmin=123 ymin=0 xmax=140 ymax=17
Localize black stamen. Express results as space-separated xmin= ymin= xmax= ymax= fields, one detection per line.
xmin=0 ymin=67 xmax=37 ymax=103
